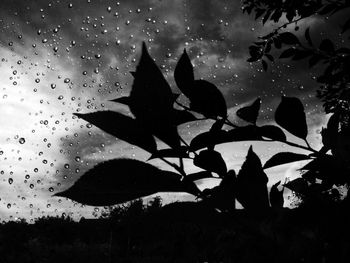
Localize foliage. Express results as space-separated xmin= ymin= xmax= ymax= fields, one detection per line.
xmin=55 ymin=40 xmax=350 ymax=211
xmin=243 ymin=0 xmax=350 ymax=118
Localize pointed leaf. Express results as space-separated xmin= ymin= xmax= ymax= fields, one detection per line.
xmin=74 ymin=112 xmax=156 ymax=153
xmin=275 ymin=96 xmax=308 ymax=139
xmin=129 ymin=42 xmax=180 ymax=148
xmin=174 ymin=49 xmax=194 ymax=98
xmin=190 ymin=80 xmax=227 ymax=118
xmin=110 ymin=96 xmax=131 ymax=106
xmin=236 ymin=146 xmax=269 ymax=210
xmin=236 ymin=98 xmax=261 ymax=124
xmin=55 ymin=159 xmax=199 ymax=206
xmin=263 ymin=152 xmax=311 ymax=169
xmin=193 ymin=150 xmax=227 ymax=176
xmin=225 ymin=125 xmax=262 ymax=142
xmin=259 ymin=125 xmax=286 ymax=141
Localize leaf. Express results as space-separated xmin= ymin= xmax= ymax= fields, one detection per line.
xmin=273 ymin=37 xmax=282 ymax=49
xmin=110 ymin=96 xmax=131 ymax=106
xmin=275 ymin=96 xmax=308 ymax=140
xmin=321 ymin=112 xmax=339 ymax=151
xmin=236 ymin=98 xmax=261 ymax=124
xmin=263 ymin=152 xmax=311 ymax=169
xmin=259 ymin=125 xmax=286 ymax=141
xmin=264 ymin=53 xmax=274 ymax=62
xmin=185 ymin=171 xmax=214 ymax=182
xmin=129 ymin=42 xmax=180 ymax=148
xmin=190 ymin=130 xmax=228 ymax=151
xmin=279 ymin=32 xmax=300 ymax=45
xmin=189 ymin=80 xmax=227 ymax=118
xmin=225 ymin=125 xmax=263 ymax=142
xmin=172 ymin=109 xmax=197 ymax=125
xmin=193 ymin=150 xmax=227 ymax=176
xmin=279 ymin=48 xmax=296 ymax=58
xmin=190 ymin=125 xmax=262 ymax=151
xmin=319 ymin=39 xmax=335 ymax=54
xmin=149 ymin=147 xmax=189 ymax=160
xmin=283 ymin=178 xmax=308 ymax=195
xmin=54 ymin=159 xmax=199 ymax=206
xmin=74 ymin=112 xmax=156 ymax=153
xmin=305 ymin=27 xmax=313 ymax=46
xmin=269 ymin=181 xmax=284 ymax=208
xmin=236 ymin=146 xmax=269 ymax=210
xmin=174 ymin=49 xmax=194 ymax=98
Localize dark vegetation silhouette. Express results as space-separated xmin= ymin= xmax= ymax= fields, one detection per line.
xmin=3 ymin=1 xmax=350 ymax=262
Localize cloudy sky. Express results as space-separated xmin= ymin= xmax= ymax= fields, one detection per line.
xmin=0 ymin=0 xmax=344 ymax=221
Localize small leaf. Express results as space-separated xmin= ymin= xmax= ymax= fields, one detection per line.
xmin=193 ymin=150 xmax=227 ymax=176
xmin=259 ymin=125 xmax=286 ymax=141
xmin=55 ymin=159 xmax=199 ymax=206
xmin=225 ymin=125 xmax=262 ymax=142
xmin=263 ymin=152 xmax=311 ymax=169
xmin=189 ymin=80 xmax=227 ymax=118
xmin=283 ymin=178 xmax=308 ymax=195
xmin=279 ymin=32 xmax=300 ymax=45
xmin=275 ymin=96 xmax=308 ymax=140
xmin=264 ymin=53 xmax=274 ymax=62
xmin=305 ymin=27 xmax=313 ymax=46
xmin=190 ymin=130 xmax=228 ymax=151
xmin=269 ymin=181 xmax=284 ymax=208
xmin=236 ymin=98 xmax=261 ymax=124
xmin=149 ymin=147 xmax=189 ymax=160
xmin=319 ymin=39 xmax=335 ymax=53
xmin=236 ymin=146 xmax=269 ymax=210
xmin=74 ymin=112 xmax=156 ymax=153
xmin=174 ymin=49 xmax=194 ymax=98
xmin=279 ymin=48 xmax=296 ymax=59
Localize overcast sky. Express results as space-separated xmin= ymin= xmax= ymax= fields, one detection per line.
xmin=0 ymin=0 xmax=345 ymax=221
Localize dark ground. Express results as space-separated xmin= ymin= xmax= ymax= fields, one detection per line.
xmin=1 ymin=201 xmax=350 ymax=263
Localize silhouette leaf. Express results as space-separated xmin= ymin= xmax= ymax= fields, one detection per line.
xmin=342 ymin=17 xmax=350 ymax=33
xmin=283 ymin=178 xmax=308 ymax=195
xmin=190 ymin=125 xmax=262 ymax=151
xmin=55 ymin=159 xmax=199 ymax=206
xmin=173 ymin=109 xmax=197 ymax=125
xmin=279 ymin=32 xmax=300 ymax=45
xmin=74 ymin=112 xmax=156 ymax=153
xmin=193 ymin=150 xmax=227 ymax=176
xmin=149 ymin=147 xmax=189 ymax=160
xmin=269 ymin=181 xmax=284 ymax=208
xmin=259 ymin=125 xmax=286 ymax=141
xmin=189 ymin=80 xmax=227 ymax=118
xmin=236 ymin=146 xmax=269 ymax=210
xmin=174 ymin=49 xmax=194 ymax=98
xmin=275 ymin=96 xmax=308 ymax=139
xmin=236 ymin=98 xmax=261 ymax=124
xmin=129 ymin=42 xmax=180 ymax=148
xmin=263 ymin=152 xmax=311 ymax=169
xmin=279 ymin=48 xmax=296 ymax=58
xmin=110 ymin=96 xmax=131 ymax=106
xmin=185 ymin=171 xmax=214 ymax=182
